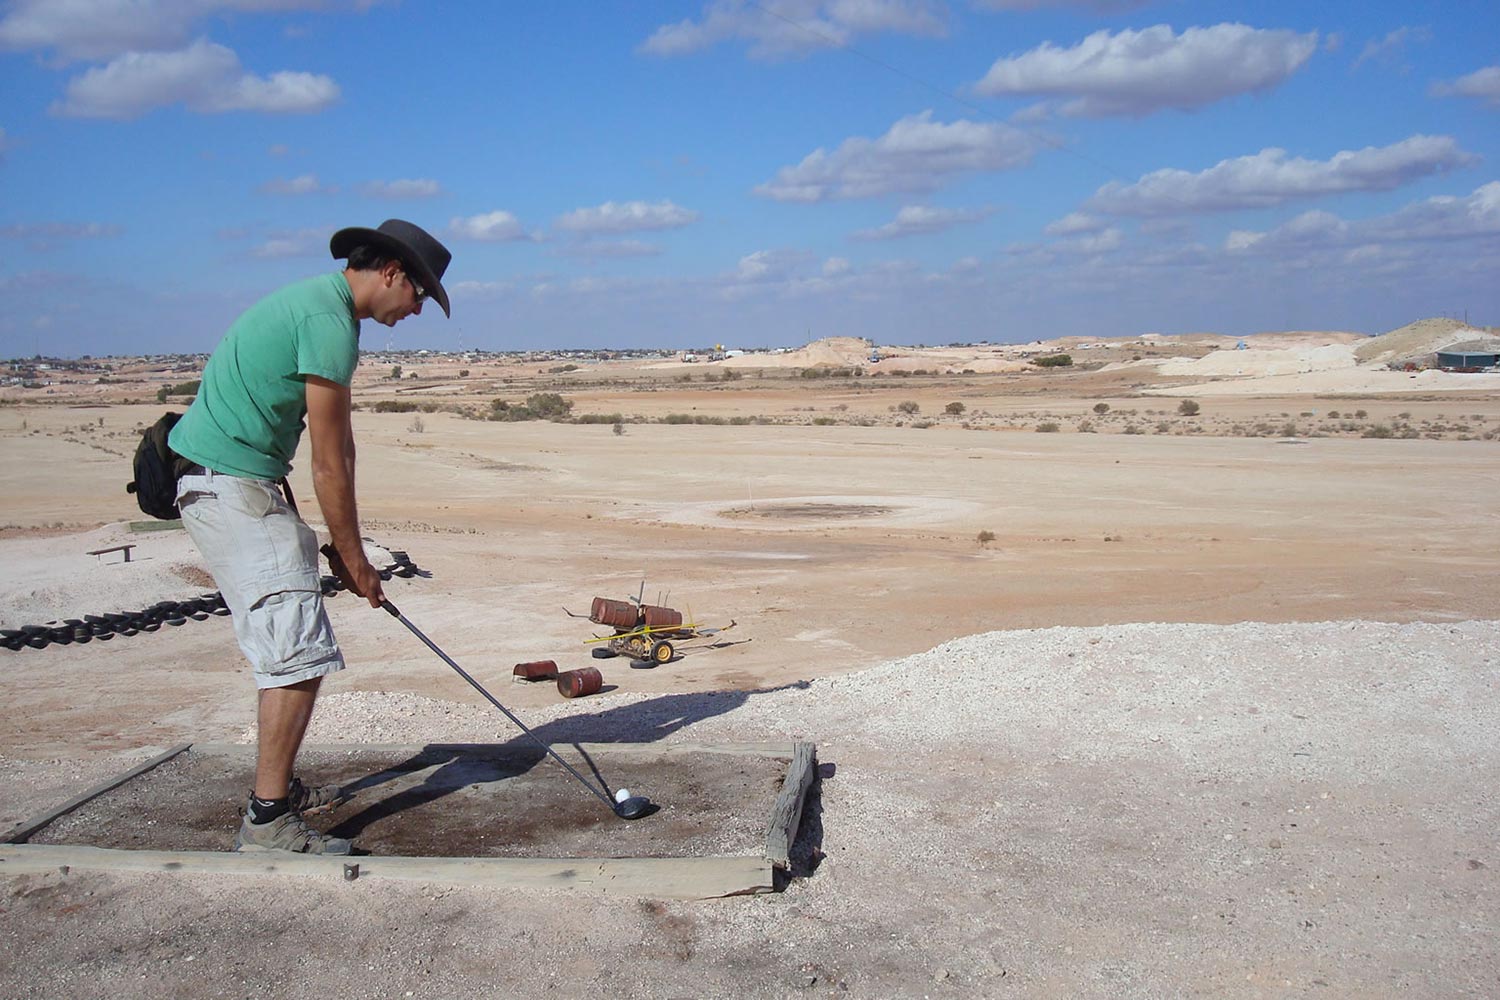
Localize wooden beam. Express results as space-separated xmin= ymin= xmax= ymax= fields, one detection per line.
xmin=0 ymin=844 xmax=774 ymax=899
xmin=2 ymin=743 xmax=193 ymax=845
xmin=764 ymin=741 xmax=816 ymax=870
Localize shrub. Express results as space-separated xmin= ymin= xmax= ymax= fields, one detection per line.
xmin=574 ymin=412 xmax=625 ymax=424
xmin=1177 ymin=399 xmax=1201 ymax=416
xmin=548 ymin=364 xmax=578 ymax=374
xmin=977 ymin=530 xmax=996 ymax=546
xmin=945 ymin=402 xmax=966 ymax=416
xmin=1033 ymin=354 xmax=1073 ymax=368
xmin=1076 ymin=420 xmax=1095 ymax=433
xmin=373 ymin=400 xmax=420 ymax=413
xmin=408 ymin=416 xmax=425 ymax=434
xmin=1362 ymin=424 xmax=1393 ymax=438
xmin=1093 ymin=402 xmax=1110 ymax=414
xmin=526 ymin=393 xmax=573 ymax=420
xmin=1327 ymin=410 xmax=1340 ymax=418
xmin=390 ymin=365 xmax=402 ymax=380
xmin=812 ymin=417 xmax=836 ymax=426
xmin=1354 ymin=409 xmax=1368 ymax=419
xmin=1036 ymin=422 xmax=1060 ymax=433
xmin=458 ymin=369 xmax=470 ymax=378
xmin=613 ymin=421 xmax=625 ymax=436
xmin=1123 ymin=424 xmax=1142 ymax=435
xmin=1156 ymin=421 xmax=1171 ymax=433
xmin=911 ymin=421 xmax=934 ymax=429
xmin=156 ymin=379 xmax=201 ymax=402
xmin=897 ymin=400 xmax=920 ymax=415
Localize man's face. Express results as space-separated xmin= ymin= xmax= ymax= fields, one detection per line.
xmin=371 ymin=262 xmax=426 ymax=327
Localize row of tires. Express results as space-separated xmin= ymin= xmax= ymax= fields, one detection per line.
xmin=2 ymin=554 xmax=426 ymax=653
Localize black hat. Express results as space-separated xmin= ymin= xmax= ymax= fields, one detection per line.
xmin=330 ymin=219 xmax=452 ymax=317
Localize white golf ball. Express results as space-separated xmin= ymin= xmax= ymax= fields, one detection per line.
xmin=614 ymin=788 xmax=631 ymax=804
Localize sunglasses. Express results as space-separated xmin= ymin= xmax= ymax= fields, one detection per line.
xmin=403 ymin=269 xmax=428 ymax=304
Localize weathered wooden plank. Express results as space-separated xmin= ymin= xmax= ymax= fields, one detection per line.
xmin=2 ymin=743 xmax=194 ymax=845
xmin=187 ymin=741 xmax=800 ymax=760
xmin=0 ymin=844 xmax=774 ymax=899
xmin=764 ymin=741 xmax=816 ymax=870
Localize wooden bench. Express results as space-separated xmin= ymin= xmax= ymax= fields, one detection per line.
xmin=86 ymin=544 xmax=136 ymax=564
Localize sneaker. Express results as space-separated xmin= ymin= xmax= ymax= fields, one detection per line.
xmin=234 ymin=811 xmax=354 ymax=855
xmin=288 ymin=776 xmax=347 ymax=814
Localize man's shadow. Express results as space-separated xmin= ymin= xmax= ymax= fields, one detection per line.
xmin=325 ymin=681 xmax=811 ymax=841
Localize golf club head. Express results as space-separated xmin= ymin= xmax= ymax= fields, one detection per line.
xmin=613 ymin=795 xmax=656 ymax=820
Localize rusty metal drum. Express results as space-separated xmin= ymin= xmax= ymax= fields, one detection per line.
xmin=512 ymin=660 xmax=558 ymax=681
xmin=641 ymin=605 xmax=683 ymax=629
xmin=590 ymin=598 xmax=639 ymax=629
xmin=557 ymin=666 xmax=603 ymax=699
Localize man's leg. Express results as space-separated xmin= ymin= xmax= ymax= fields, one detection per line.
xmin=254 ymin=676 xmax=322 ymax=800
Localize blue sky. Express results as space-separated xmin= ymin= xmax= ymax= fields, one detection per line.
xmin=1 ymin=1 xmax=1497 ymax=357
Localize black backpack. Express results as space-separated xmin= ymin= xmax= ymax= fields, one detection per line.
xmin=127 ymin=411 xmax=190 ymax=520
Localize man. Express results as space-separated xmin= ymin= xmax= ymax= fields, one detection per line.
xmin=169 ymin=219 xmax=452 ymax=854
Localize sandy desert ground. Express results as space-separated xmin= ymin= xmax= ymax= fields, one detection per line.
xmin=1 ymin=323 xmax=1497 ymax=998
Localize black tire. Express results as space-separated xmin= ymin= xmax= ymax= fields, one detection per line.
xmin=591 ymin=647 xmax=618 ymax=659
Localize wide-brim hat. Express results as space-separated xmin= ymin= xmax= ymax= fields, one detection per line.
xmin=330 ymin=219 xmax=452 ymax=317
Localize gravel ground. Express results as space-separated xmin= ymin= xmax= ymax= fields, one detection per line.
xmin=4 ymin=619 xmax=1496 ymax=998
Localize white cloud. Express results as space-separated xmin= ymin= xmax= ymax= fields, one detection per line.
xmin=974 ymin=0 xmax=1148 ymax=9
xmin=53 ymin=38 xmax=339 ymax=119
xmin=1430 ymin=65 xmax=1500 ymax=108
xmin=0 ymin=221 xmax=122 ymax=239
xmin=559 ymin=239 xmax=663 ymax=259
xmin=250 ymin=226 xmax=325 ymax=258
xmin=1044 ymin=211 xmax=1105 ymax=235
xmin=267 ymin=143 xmax=289 ymax=156
xmin=974 ymin=23 xmax=1318 ymax=117
xmin=852 ymin=204 xmax=992 ymax=240
xmin=640 ymin=0 xmax=946 ymax=59
xmin=555 ymin=199 xmax=699 ymax=234
xmin=1353 ymin=26 xmax=1430 ymax=71
xmin=1087 ymin=135 xmax=1476 ymax=216
xmin=450 ymin=211 xmax=537 ymax=242
xmin=756 ymin=110 xmax=1037 ymax=201
xmin=0 ymin=0 xmax=346 ymax=61
xmin=823 ymin=256 xmax=851 ymax=276
xmin=734 ymin=248 xmax=812 ymax=281
xmin=1224 ymin=182 xmax=1500 ymax=254
xmin=360 ymin=178 xmax=443 ymax=199
xmin=258 ymin=173 xmax=329 ymax=195
xmin=1057 ymin=226 xmax=1123 ymax=254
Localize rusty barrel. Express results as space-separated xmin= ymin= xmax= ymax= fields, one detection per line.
xmin=512 ymin=660 xmax=558 ymax=681
xmin=557 ymin=666 xmax=603 ymax=699
xmin=590 ymin=597 xmax=640 ymax=629
xmin=641 ymin=604 xmax=683 ymax=629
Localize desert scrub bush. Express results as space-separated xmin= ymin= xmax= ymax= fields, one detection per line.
xmin=155 ymin=379 xmax=201 ymax=403
xmin=895 ymin=400 xmax=920 ymax=415
xmin=1177 ymin=399 xmax=1201 ymax=416
xmin=1033 ymin=354 xmax=1072 ymax=368
xmin=548 ymin=364 xmax=578 ymax=374
xmin=1326 ymin=410 xmax=1340 ymax=418
xmin=389 ymin=365 xmax=402 ymax=380
xmin=945 ymin=401 xmax=966 ymax=416
xmin=1281 ymin=422 xmax=1299 ymax=437
xmin=976 ymin=530 xmax=996 ymax=546
xmin=613 ymin=421 xmax=625 ymax=436
xmin=1362 ymin=424 xmax=1394 ymax=438
xmin=662 ymin=413 xmax=728 ymax=425
xmin=373 ymin=400 xmax=421 ymax=413
xmin=911 ymin=420 xmax=934 ymax=429
xmin=1035 ymin=421 xmax=1060 ymax=433
xmin=1354 ymin=409 xmax=1368 ymax=419
xmin=811 ymin=417 xmax=837 ymax=426
xmin=574 ymin=412 xmax=625 ymax=424
xmin=1156 ymin=421 xmax=1171 ymax=434
xmin=407 ymin=416 xmax=425 ymax=433
xmin=1123 ymin=424 xmax=1143 ymax=435
xmin=1076 ymin=420 xmax=1095 ymax=433
xmin=525 ymin=393 xmax=573 ymax=420
xmin=1093 ymin=402 xmax=1110 ymax=414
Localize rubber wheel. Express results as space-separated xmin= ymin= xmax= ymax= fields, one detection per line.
xmin=591 ymin=647 xmax=618 ymax=659
xmin=651 ymin=640 xmax=674 ymax=664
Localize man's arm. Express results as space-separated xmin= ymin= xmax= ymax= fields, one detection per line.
xmin=305 ymin=375 xmax=384 ymax=608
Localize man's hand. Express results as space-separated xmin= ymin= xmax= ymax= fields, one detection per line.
xmin=321 ymin=543 xmax=385 ymax=608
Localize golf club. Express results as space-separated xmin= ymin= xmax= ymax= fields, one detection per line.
xmin=381 ymin=598 xmax=654 ymax=821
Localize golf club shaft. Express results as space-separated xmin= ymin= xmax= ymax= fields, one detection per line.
xmin=381 ymin=599 xmax=617 ymax=812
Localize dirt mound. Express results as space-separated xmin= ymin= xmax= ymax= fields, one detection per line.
xmin=1353 ymin=318 xmax=1491 ymax=365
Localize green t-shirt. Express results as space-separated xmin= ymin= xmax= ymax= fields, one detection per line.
xmin=170 ymin=272 xmax=359 ymax=479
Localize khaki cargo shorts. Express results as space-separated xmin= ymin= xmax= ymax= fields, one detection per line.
xmin=176 ymin=468 xmax=344 ymax=689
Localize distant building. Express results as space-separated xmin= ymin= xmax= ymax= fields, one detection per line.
xmin=1436 ymin=350 xmax=1499 ymax=370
